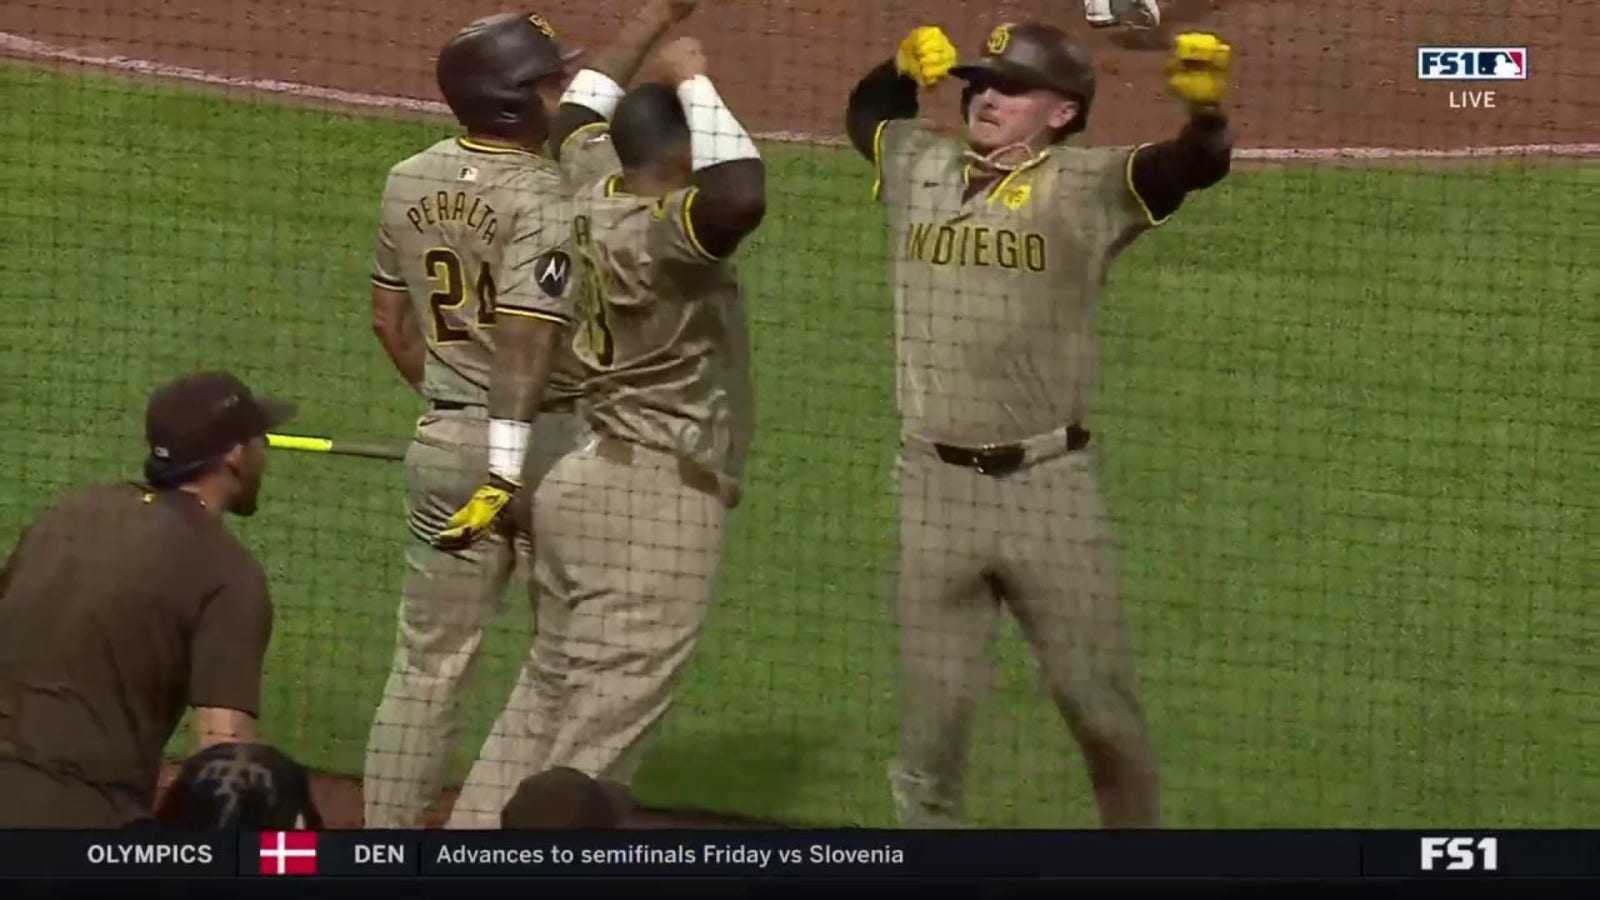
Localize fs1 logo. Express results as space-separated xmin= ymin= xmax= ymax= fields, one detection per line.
xmin=1420 ymin=836 xmax=1499 ymax=872
xmin=1417 ymin=47 xmax=1528 ymax=80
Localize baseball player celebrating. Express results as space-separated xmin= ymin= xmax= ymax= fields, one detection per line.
xmin=446 ymin=34 xmax=763 ymax=826
xmin=844 ymin=25 xmax=1234 ymax=827
xmin=361 ymin=11 xmax=592 ymax=829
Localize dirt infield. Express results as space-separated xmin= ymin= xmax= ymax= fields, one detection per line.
xmin=3 ymin=1 xmax=1595 ymax=149
xmin=8 ymin=0 xmax=1596 ymax=829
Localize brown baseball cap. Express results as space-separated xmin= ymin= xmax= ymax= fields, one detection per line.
xmin=144 ymin=371 xmax=295 ymax=476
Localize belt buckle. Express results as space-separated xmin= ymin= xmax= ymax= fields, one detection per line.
xmin=972 ymin=444 xmax=1024 ymax=477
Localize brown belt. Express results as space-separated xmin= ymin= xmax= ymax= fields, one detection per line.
xmin=594 ymin=436 xmax=724 ymax=501
xmin=431 ymin=399 xmax=479 ymax=411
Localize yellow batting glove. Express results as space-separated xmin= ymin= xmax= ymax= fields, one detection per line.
xmin=895 ymin=26 xmax=957 ymax=89
xmin=1166 ymin=32 xmax=1232 ymax=110
xmin=434 ymin=475 xmax=518 ymax=551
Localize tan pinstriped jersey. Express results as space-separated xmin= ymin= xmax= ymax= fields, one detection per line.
xmin=567 ymin=174 xmax=755 ymax=485
xmin=873 ymin=119 xmax=1164 ymax=446
xmin=371 ymin=137 xmax=582 ymax=407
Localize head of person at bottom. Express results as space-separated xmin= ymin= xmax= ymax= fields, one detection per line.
xmin=609 ymin=81 xmax=694 ymax=196
xmin=500 ymin=767 xmax=624 ymax=829
xmin=950 ymin=22 xmax=1097 ymax=166
xmin=142 ymin=370 xmax=295 ymax=518
xmin=154 ymin=742 xmax=325 ymax=829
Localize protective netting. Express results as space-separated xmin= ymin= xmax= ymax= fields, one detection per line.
xmin=0 ymin=0 xmax=1593 ymax=828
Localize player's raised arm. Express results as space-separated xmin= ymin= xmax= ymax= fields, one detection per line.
xmin=1125 ymin=33 xmax=1235 ymax=223
xmin=550 ymin=0 xmax=698 ymax=161
xmin=844 ymin=27 xmax=953 ymax=161
xmin=649 ymin=38 xmax=765 ymax=258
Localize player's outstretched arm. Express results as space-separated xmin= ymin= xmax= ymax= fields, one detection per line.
xmin=844 ymin=27 xmax=954 ymax=161
xmin=1127 ymin=33 xmax=1236 ymax=222
xmin=551 ymin=0 xmax=697 ymax=158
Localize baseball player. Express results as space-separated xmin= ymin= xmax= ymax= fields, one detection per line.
xmin=446 ymin=35 xmax=763 ymax=826
xmin=0 ymin=371 xmax=290 ymax=827
xmin=1084 ymin=0 xmax=1161 ymax=30
xmin=361 ymin=11 xmax=594 ymax=829
xmin=844 ymin=24 xmax=1234 ymax=827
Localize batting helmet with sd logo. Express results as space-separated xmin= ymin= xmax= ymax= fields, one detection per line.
xmin=436 ymin=12 xmax=583 ymax=141
xmin=951 ymin=22 xmax=1098 ymax=136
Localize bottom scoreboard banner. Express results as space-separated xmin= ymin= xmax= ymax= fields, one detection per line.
xmin=0 ymin=830 xmax=1594 ymax=878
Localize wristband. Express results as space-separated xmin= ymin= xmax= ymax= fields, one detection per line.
xmin=675 ymin=76 xmax=760 ymax=171
xmin=562 ymin=69 xmax=626 ymax=120
xmin=487 ymin=418 xmax=531 ymax=485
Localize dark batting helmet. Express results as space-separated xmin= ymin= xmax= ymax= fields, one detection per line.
xmin=436 ymin=12 xmax=582 ymax=140
xmin=951 ymin=22 xmax=1097 ymax=136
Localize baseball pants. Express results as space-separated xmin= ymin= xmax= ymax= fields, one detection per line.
xmin=446 ymin=435 xmax=726 ymax=828
xmin=362 ymin=404 xmax=581 ymax=829
xmin=889 ymin=432 xmax=1158 ymax=827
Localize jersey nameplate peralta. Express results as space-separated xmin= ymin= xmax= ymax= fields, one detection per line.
xmin=401 ymin=190 xmax=500 ymax=244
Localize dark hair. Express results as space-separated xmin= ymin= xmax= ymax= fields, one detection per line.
xmin=610 ymin=83 xmax=690 ymax=171
xmin=143 ymin=456 xmax=217 ymax=489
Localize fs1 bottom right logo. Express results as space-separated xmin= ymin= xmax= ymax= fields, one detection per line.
xmin=1417 ymin=47 xmax=1528 ymax=80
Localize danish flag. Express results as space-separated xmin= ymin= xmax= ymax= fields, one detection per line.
xmin=258 ymin=830 xmax=318 ymax=875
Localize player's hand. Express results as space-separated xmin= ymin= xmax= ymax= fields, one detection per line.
xmin=653 ymin=36 xmax=707 ymax=85
xmin=895 ymin=26 xmax=957 ymax=89
xmin=434 ymin=474 xmax=519 ymax=551
xmin=1165 ymin=33 xmax=1232 ymax=110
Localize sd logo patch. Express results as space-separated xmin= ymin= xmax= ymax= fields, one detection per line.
xmin=528 ymin=13 xmax=556 ymax=38
xmin=986 ymin=24 xmax=1011 ymax=57
xmin=1001 ymin=184 xmax=1032 ymax=211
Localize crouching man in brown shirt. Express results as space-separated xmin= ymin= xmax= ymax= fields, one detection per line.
xmin=0 ymin=371 xmax=291 ymax=827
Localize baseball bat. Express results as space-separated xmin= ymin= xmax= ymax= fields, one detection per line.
xmin=267 ymin=432 xmax=407 ymax=462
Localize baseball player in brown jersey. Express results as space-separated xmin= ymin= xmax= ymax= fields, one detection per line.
xmin=845 ymin=24 xmax=1235 ymax=827
xmin=446 ymin=34 xmax=764 ymax=825
xmin=361 ymin=11 xmax=590 ymax=829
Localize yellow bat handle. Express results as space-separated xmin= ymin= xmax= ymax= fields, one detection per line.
xmin=267 ymin=434 xmax=334 ymax=453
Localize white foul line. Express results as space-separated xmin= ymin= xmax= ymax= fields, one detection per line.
xmin=2 ymin=30 xmax=1598 ymax=160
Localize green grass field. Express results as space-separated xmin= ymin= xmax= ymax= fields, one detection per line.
xmin=1 ymin=64 xmax=1595 ymax=828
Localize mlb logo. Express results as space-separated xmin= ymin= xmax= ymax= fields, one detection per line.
xmin=1417 ymin=47 xmax=1528 ymax=80
xmin=258 ymin=830 xmax=318 ymax=875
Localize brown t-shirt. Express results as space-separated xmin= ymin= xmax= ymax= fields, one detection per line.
xmin=0 ymin=483 xmax=273 ymax=821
